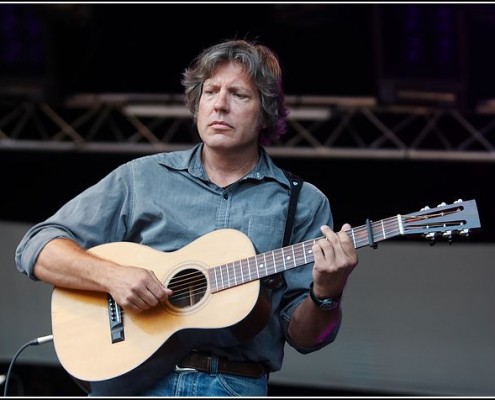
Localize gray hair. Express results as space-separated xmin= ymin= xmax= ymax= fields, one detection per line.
xmin=181 ymin=39 xmax=289 ymax=144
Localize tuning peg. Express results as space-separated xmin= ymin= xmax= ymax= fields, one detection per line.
xmin=437 ymin=202 xmax=447 ymax=208
xmin=421 ymin=205 xmax=431 ymax=211
xmin=442 ymin=230 xmax=453 ymax=244
xmin=454 ymin=199 xmax=463 ymax=204
xmin=459 ymin=228 xmax=470 ymax=237
xmin=424 ymin=231 xmax=437 ymax=245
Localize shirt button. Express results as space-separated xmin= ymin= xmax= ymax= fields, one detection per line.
xmin=223 ymin=193 xmax=228 ymax=200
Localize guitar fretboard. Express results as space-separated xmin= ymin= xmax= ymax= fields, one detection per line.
xmin=209 ymin=215 xmax=403 ymax=292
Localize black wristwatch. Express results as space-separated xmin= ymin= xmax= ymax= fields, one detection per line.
xmin=309 ymin=282 xmax=341 ymax=311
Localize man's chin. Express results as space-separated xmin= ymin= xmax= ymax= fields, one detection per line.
xmin=204 ymin=136 xmax=235 ymax=149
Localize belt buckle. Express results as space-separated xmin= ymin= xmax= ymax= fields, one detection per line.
xmin=174 ymin=365 xmax=197 ymax=372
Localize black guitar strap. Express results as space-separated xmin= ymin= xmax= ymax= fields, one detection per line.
xmin=281 ymin=169 xmax=303 ymax=247
xmin=262 ymin=169 xmax=303 ymax=289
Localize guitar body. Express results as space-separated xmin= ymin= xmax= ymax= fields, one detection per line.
xmin=51 ymin=229 xmax=271 ymax=395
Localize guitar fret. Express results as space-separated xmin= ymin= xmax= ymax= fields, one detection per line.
xmin=226 ymin=262 xmax=230 ymax=287
xmin=241 ymin=258 xmax=246 ymax=284
xmin=263 ymin=254 xmax=268 ymax=277
xmin=217 ymin=267 xmax=223 ymax=290
xmin=220 ymin=264 xmax=225 ymax=289
xmin=226 ymin=263 xmax=231 ymax=288
xmin=235 ymin=262 xmax=238 ymax=284
xmin=237 ymin=260 xmax=242 ymax=285
xmin=302 ymin=242 xmax=308 ymax=264
xmin=281 ymin=248 xmax=287 ymax=271
xmin=233 ymin=260 xmax=238 ymax=286
xmin=220 ymin=264 xmax=225 ymax=288
xmin=213 ymin=266 xmax=218 ymax=289
xmin=273 ymin=250 xmax=278 ymax=272
xmin=225 ymin=263 xmax=232 ymax=288
xmin=397 ymin=214 xmax=404 ymax=235
xmin=279 ymin=248 xmax=286 ymax=271
xmin=375 ymin=221 xmax=383 ymax=241
xmin=212 ymin=268 xmax=219 ymax=291
xmin=252 ymin=256 xmax=258 ymax=280
xmin=350 ymin=228 xmax=357 ymax=247
xmin=246 ymin=258 xmax=252 ymax=281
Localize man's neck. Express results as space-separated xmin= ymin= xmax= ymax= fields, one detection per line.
xmin=202 ymin=146 xmax=260 ymax=188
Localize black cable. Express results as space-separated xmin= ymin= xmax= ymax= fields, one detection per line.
xmin=3 ymin=334 xmax=53 ymax=397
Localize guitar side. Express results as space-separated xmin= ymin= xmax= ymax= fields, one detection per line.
xmin=51 ymin=229 xmax=264 ymax=387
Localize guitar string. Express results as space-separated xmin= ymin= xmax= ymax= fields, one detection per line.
xmin=121 ymin=206 xmax=469 ymax=310
xmin=169 ymin=218 xmax=403 ymax=299
xmin=120 ymin=216 xmax=462 ymax=309
xmin=172 ymin=202 xmax=467 ymax=297
xmin=160 ymin=210 xmax=461 ymax=305
xmin=116 ymin=205 xmax=470 ymax=311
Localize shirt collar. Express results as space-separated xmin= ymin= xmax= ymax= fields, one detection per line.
xmin=157 ymin=143 xmax=290 ymax=188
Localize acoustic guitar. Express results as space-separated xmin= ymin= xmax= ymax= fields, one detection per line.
xmin=50 ymin=199 xmax=481 ymax=395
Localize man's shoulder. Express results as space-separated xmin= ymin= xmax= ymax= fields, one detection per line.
xmin=285 ymin=174 xmax=327 ymax=205
xmin=128 ymin=145 xmax=200 ymax=169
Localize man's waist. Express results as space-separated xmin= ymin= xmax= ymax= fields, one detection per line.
xmin=175 ymin=352 xmax=268 ymax=378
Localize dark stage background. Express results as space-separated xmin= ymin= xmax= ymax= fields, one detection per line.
xmin=1 ymin=3 xmax=495 ymax=397
xmin=3 ymin=3 xmax=495 ymax=103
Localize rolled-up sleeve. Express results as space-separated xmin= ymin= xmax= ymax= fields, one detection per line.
xmin=15 ymin=163 xmax=133 ymax=280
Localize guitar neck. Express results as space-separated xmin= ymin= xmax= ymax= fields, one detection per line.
xmin=209 ymin=215 xmax=402 ymax=292
xmin=209 ymin=199 xmax=481 ymax=292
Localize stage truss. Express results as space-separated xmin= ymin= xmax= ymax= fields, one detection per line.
xmin=1 ymin=93 xmax=495 ymax=162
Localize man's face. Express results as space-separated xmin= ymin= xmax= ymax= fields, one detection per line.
xmin=196 ymin=61 xmax=262 ymax=152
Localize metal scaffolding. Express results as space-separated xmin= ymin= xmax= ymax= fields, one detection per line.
xmin=1 ymin=93 xmax=495 ymax=162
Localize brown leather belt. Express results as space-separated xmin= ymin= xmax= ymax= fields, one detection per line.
xmin=175 ymin=352 xmax=268 ymax=378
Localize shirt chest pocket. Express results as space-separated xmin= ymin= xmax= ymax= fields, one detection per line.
xmin=246 ymin=215 xmax=286 ymax=254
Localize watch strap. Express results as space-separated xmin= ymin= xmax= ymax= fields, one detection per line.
xmin=309 ymin=282 xmax=342 ymax=311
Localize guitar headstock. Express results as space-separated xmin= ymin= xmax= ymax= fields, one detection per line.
xmin=401 ymin=199 xmax=481 ymax=243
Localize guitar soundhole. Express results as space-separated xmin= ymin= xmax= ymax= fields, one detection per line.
xmin=168 ymin=268 xmax=207 ymax=308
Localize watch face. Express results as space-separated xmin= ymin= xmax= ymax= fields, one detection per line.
xmin=319 ymin=298 xmax=339 ymax=311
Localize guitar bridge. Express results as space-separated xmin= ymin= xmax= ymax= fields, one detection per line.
xmin=107 ymin=294 xmax=125 ymax=343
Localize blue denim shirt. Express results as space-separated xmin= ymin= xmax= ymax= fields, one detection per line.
xmin=15 ymin=143 xmax=337 ymax=372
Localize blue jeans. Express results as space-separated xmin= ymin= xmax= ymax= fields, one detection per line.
xmin=139 ymin=367 xmax=268 ymax=396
